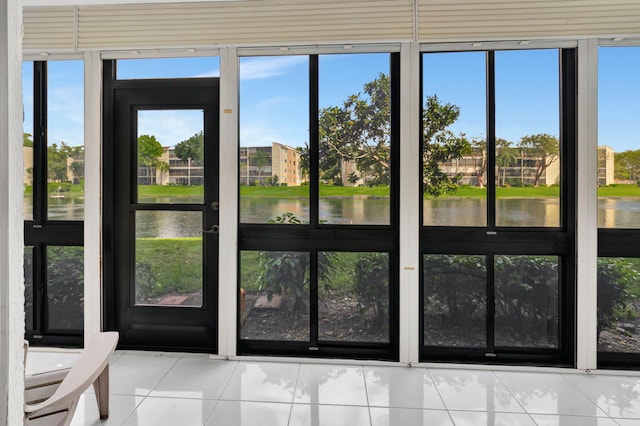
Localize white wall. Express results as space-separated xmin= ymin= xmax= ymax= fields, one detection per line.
xmin=0 ymin=0 xmax=24 ymax=423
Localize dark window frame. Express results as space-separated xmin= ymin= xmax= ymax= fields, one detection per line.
xmin=24 ymin=61 xmax=84 ymax=347
xmin=238 ymin=52 xmax=401 ymax=361
xmin=419 ymin=48 xmax=577 ymax=366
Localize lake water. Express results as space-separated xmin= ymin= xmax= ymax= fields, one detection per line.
xmin=26 ymin=195 xmax=640 ymax=238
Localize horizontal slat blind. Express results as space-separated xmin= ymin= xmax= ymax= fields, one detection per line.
xmin=23 ymin=1 xmax=640 ymax=51
xmin=418 ymin=0 xmax=640 ymax=40
xmin=23 ymin=6 xmax=75 ymax=50
xmin=76 ymin=0 xmax=413 ymax=49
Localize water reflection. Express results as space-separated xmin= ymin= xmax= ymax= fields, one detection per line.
xmin=241 ymin=197 xmax=390 ymax=224
xmin=27 ymin=196 xmax=640 ymax=233
xmin=424 ymin=198 xmax=560 ymax=227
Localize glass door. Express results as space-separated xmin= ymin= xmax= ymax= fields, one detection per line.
xmin=105 ymin=62 xmax=219 ymax=351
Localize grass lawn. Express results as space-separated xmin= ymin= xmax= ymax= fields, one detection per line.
xmin=26 ymin=183 xmax=640 ymax=201
xmin=136 ymin=237 xmax=203 ymax=298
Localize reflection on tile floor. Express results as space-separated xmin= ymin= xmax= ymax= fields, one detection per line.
xmin=26 ymin=350 xmax=640 ymax=425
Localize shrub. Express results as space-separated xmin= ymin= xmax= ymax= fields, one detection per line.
xmin=353 ymin=252 xmax=389 ymax=326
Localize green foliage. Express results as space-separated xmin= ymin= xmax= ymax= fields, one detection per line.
xmin=24 ymin=133 xmax=33 ymax=147
xmin=496 ymin=138 xmax=517 ymax=187
xmin=258 ymin=251 xmax=309 ymax=314
xmin=597 ymin=259 xmax=640 ymax=336
xmin=614 ymin=149 xmax=640 ymax=182
xmin=48 ymin=141 xmax=82 ymax=182
xmin=174 ymin=131 xmax=204 ymax=164
xmin=353 ymin=253 xmax=389 ymax=326
xmin=519 ymin=133 xmax=559 ymax=187
xmin=318 ymin=73 xmax=392 ymax=186
xmin=423 ymin=255 xmax=486 ymax=326
xmin=421 ymin=95 xmax=471 ymax=197
xmin=135 ymin=259 xmax=159 ymax=303
xmin=494 ymin=256 xmax=558 ymax=335
xmin=255 ymin=213 xmax=338 ymax=314
xmin=46 ymin=246 xmax=84 ymax=330
xmin=137 ymin=134 xmax=163 ymax=184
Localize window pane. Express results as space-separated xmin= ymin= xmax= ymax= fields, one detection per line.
xmin=318 ymin=252 xmax=389 ymax=343
xmin=423 ymin=255 xmax=486 ymax=348
xmin=495 ymin=50 xmax=560 ymax=227
xmin=239 ymin=56 xmax=309 ymax=224
xmin=597 ymin=257 xmax=640 ymax=353
xmin=240 ymin=250 xmax=310 ymax=341
xmin=494 ymin=255 xmax=559 ymax=348
xmin=598 ymin=47 xmax=640 ymax=228
xmin=24 ymin=246 xmax=34 ymax=331
xmin=116 ymin=57 xmax=220 ymax=80
xmin=47 ymin=246 xmax=84 ymax=330
xmin=23 ymin=61 xmax=33 ymax=221
xmin=135 ymin=211 xmax=203 ymax=306
xmin=422 ymin=52 xmax=487 ymax=226
xmin=318 ymin=53 xmax=391 ymax=225
xmin=137 ymin=110 xmax=205 ymax=204
xmin=47 ymin=60 xmax=85 ymax=221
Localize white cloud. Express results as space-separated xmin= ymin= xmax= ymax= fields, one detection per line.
xmin=138 ymin=110 xmax=204 ymax=146
xmin=240 ymin=56 xmax=306 ymax=81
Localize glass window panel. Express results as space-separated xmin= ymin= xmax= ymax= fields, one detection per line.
xmin=116 ymin=57 xmax=220 ymax=80
xmin=239 ymin=56 xmax=309 ymax=224
xmin=318 ymin=53 xmax=391 ymax=225
xmin=495 ymin=50 xmax=560 ymax=227
xmin=423 ymin=255 xmax=487 ymax=348
xmin=422 ymin=52 xmax=487 ymax=227
xmin=597 ymin=257 xmax=640 ymax=353
xmin=47 ymin=60 xmax=85 ymax=221
xmin=598 ymin=47 xmax=640 ymax=228
xmin=47 ymin=246 xmax=84 ymax=330
xmin=135 ymin=211 xmax=203 ymax=306
xmin=494 ymin=255 xmax=559 ymax=348
xmin=239 ymin=250 xmax=310 ymax=341
xmin=318 ymin=252 xmax=389 ymax=343
xmin=136 ymin=109 xmax=204 ymax=204
xmin=23 ymin=61 xmax=33 ymax=221
xmin=24 ymin=246 xmax=34 ymax=331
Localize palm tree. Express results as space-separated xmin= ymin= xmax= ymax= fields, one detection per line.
xmin=495 ymin=138 xmax=517 ymax=187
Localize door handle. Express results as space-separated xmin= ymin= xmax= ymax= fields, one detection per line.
xmin=211 ymin=201 xmax=219 ymax=211
xmin=203 ymin=225 xmax=219 ymax=234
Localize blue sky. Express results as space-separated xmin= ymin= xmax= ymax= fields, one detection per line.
xmin=22 ymin=47 xmax=640 ymax=153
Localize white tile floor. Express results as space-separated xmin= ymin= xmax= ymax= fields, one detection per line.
xmin=25 ymin=350 xmax=640 ymax=425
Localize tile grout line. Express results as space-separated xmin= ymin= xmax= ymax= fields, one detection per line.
xmin=558 ymin=372 xmax=619 ymax=420
xmin=286 ymin=363 xmax=303 ymax=426
xmin=360 ymin=365 xmax=373 ymax=426
xmin=425 ymin=367 xmax=457 ymax=425
xmin=492 ymin=370 xmax=529 ymax=415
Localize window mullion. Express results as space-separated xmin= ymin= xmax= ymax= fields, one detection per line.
xmin=486 ymin=51 xmax=496 ymax=230
xmin=309 ymin=55 xmax=319 ymax=227
xmin=33 ymin=61 xmax=47 ymax=225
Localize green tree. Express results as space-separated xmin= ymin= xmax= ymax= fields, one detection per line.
xmin=317 ymin=74 xmax=470 ymax=194
xmin=422 ymin=95 xmax=472 ymax=197
xmin=296 ymin=143 xmax=310 ymax=183
xmin=319 ymin=73 xmax=392 ymax=186
xmin=614 ymin=149 xmax=640 ymax=182
xmin=347 ymin=171 xmax=360 ymax=186
xmin=47 ymin=142 xmax=69 ymax=182
xmin=469 ymin=138 xmax=487 ymax=188
xmin=174 ymin=131 xmax=204 ymax=165
xmin=24 ymin=133 xmax=33 ymax=147
xmin=496 ymin=138 xmax=517 ymax=187
xmin=137 ymin=134 xmax=163 ymax=185
xmin=518 ymin=133 xmax=559 ymax=187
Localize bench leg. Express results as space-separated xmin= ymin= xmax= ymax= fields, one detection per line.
xmin=93 ymin=365 xmax=110 ymax=419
